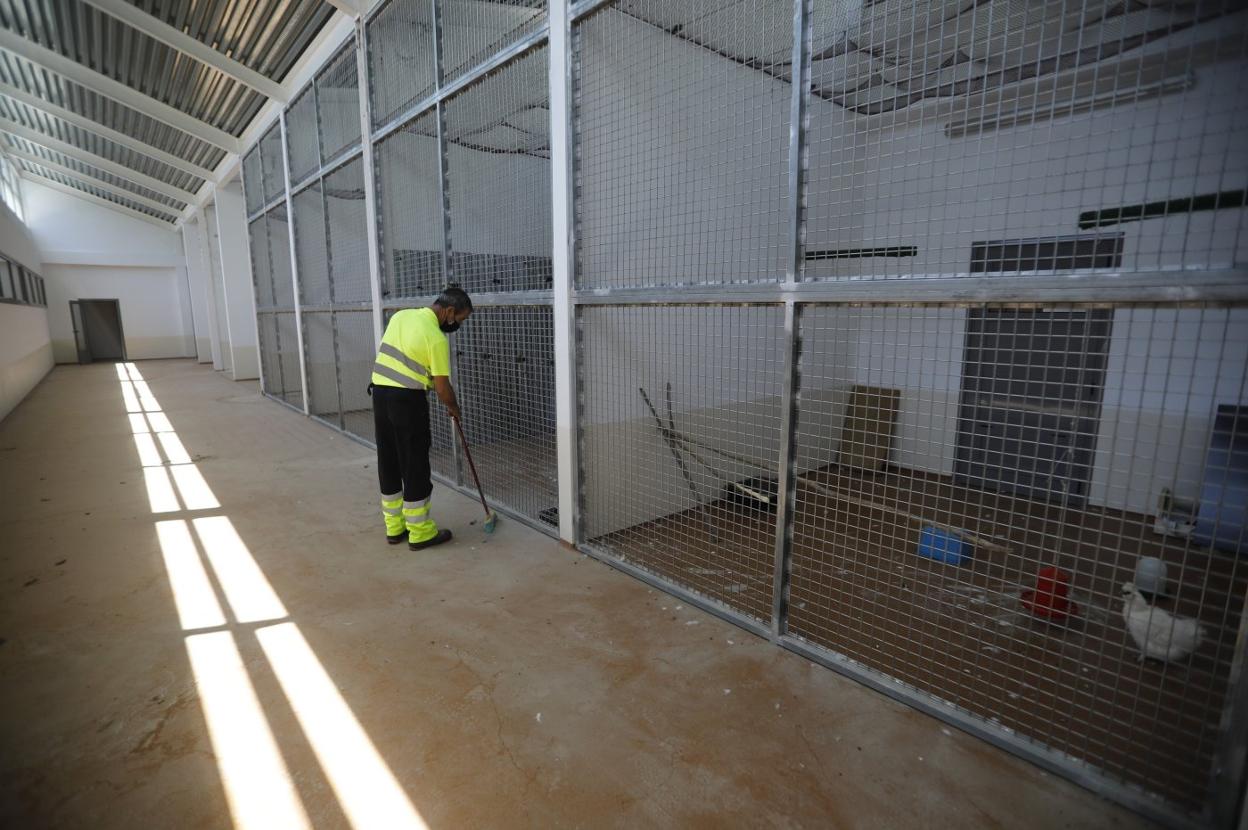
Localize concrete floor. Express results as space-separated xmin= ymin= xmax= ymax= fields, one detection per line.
xmin=0 ymin=360 xmax=1150 ymax=829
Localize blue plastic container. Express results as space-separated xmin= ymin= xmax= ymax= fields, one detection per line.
xmin=917 ymin=525 xmax=969 ymax=565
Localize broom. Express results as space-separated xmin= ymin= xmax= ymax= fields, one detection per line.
xmin=453 ymin=415 xmax=498 ymax=533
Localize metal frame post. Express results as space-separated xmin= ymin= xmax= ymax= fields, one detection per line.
xmin=769 ymin=0 xmax=811 ymax=639
xmin=355 ymin=18 xmax=386 ymax=351
xmin=430 ymin=0 xmax=464 ymax=486
xmin=550 ymin=0 xmax=580 ymax=545
xmin=279 ymin=110 xmax=312 ymax=415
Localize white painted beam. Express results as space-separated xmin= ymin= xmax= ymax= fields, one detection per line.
xmin=323 ymin=0 xmax=359 ymax=17
xmin=0 ymin=29 xmax=240 ymax=152
xmin=0 ymin=117 xmax=197 ymax=202
xmin=78 ymin=0 xmax=287 ymax=102
xmin=0 ymin=81 xmax=217 ymax=180
xmin=20 ymin=170 xmax=175 ymax=229
xmin=8 ymin=148 xmax=181 ymax=216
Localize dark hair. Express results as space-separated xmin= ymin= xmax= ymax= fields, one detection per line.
xmin=433 ymin=286 xmax=473 ymax=313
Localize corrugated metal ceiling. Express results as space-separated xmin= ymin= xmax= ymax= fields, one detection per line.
xmin=0 ymin=94 xmax=203 ymax=190
xmin=16 ymin=156 xmax=180 ymax=219
xmin=0 ymin=0 xmax=336 ymax=224
xmin=3 ymin=132 xmax=183 ymax=206
xmin=0 ymin=50 xmax=227 ymax=170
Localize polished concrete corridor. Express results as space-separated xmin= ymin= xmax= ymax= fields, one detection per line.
xmin=0 ymin=360 xmax=1147 ymax=829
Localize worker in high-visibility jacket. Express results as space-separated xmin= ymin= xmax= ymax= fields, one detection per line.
xmin=370 ymin=287 xmax=472 ymax=550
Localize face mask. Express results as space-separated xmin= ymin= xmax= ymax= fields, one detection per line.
xmin=440 ymin=320 xmax=461 ymax=334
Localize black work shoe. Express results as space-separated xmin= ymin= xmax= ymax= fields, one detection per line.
xmin=409 ymin=529 xmax=453 ymax=551
xmin=386 ymin=531 xmax=408 ymax=545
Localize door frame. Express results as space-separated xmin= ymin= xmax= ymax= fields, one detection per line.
xmin=74 ymin=298 xmax=128 ymax=363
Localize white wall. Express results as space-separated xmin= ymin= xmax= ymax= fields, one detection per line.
xmin=42 ymin=264 xmax=194 ymax=362
xmin=0 ymin=303 xmax=53 ymax=422
xmin=0 ymin=196 xmax=51 ymax=422
xmin=22 ymin=181 xmax=196 ymax=364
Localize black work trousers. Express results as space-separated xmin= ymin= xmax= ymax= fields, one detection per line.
xmin=372 ymin=385 xmax=433 ymax=501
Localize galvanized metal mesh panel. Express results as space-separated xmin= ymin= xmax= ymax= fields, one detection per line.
xmin=802 ymin=1 xmax=1248 ymax=281
xmin=444 ymin=46 xmax=551 ymax=293
xmin=374 ymin=112 xmax=445 ymax=299
xmin=243 ymin=148 xmax=265 ymax=216
xmin=438 ymin=0 xmax=547 ymax=86
xmin=248 ymin=215 xmax=275 ymax=309
xmin=367 ymin=0 xmax=437 ymax=129
xmin=267 ymin=204 xmax=297 ymax=309
xmin=578 ymin=304 xmax=785 ymax=621
xmin=455 ymin=305 xmax=556 ymax=527
xmin=318 ymin=43 xmax=363 ymax=162
xmin=335 ymin=310 xmax=377 ymax=443
xmin=292 ymin=182 xmax=331 ymax=305
xmin=260 ymin=124 xmax=286 ymax=205
xmin=786 ymin=302 xmax=1248 ymax=812
xmin=286 ymin=84 xmax=321 ymax=186
xmin=276 ymin=311 xmax=304 ymax=407
xmin=324 ymin=159 xmax=371 ymax=304
xmin=572 ymin=1 xmax=791 ymax=288
xmin=257 ymin=312 xmax=283 ymax=397
xmin=303 ymin=310 xmax=340 ymax=422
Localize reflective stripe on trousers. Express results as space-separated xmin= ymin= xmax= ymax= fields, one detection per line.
xmin=381 ymin=491 xmax=404 ymax=536
xmin=403 ymin=498 xmax=437 ymax=544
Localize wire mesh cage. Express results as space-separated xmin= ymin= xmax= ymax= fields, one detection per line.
xmin=267 ymin=203 xmax=297 ymax=309
xmin=786 ymin=301 xmax=1247 ymax=813
xmin=325 ymin=159 xmax=371 ymax=304
xmin=367 ymin=0 xmax=438 ymax=129
xmin=572 ymin=1 xmax=793 ymax=289
xmin=318 ymin=43 xmax=364 ymax=162
xmin=302 ymin=310 xmax=341 ymax=424
xmin=455 ymin=304 xmax=557 ymax=526
xmin=256 ymin=312 xmax=284 ymax=398
xmin=335 ymin=310 xmax=378 ymax=443
xmin=292 ymin=181 xmax=330 ymax=306
xmin=286 ymin=83 xmax=321 ymax=186
xmin=242 ymin=148 xmax=265 ymax=216
xmin=247 ymin=215 xmax=275 ymax=310
xmin=578 ymin=304 xmax=786 ymax=622
xmin=801 ymin=0 xmax=1248 ymax=281
xmin=260 ymin=124 xmax=286 ymax=206
xmin=374 ymin=112 xmax=445 ymax=299
xmin=438 ymin=0 xmax=547 ymax=86
xmin=444 ymin=45 xmax=552 ymax=294
xmin=228 ymin=0 xmax=1248 ymax=821
xmin=276 ymin=311 xmax=304 ymax=408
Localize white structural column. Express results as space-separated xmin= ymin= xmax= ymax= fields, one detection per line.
xmin=205 ymin=205 xmax=233 ymax=373
xmin=549 ymin=0 xmax=578 ymax=545
xmin=194 ymin=210 xmax=224 ymax=369
xmin=181 ymin=222 xmax=214 ymax=362
xmin=213 ymin=180 xmax=260 ymax=380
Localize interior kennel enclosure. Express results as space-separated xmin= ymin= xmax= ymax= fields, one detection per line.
xmin=240 ymin=1 xmax=1248 ymax=826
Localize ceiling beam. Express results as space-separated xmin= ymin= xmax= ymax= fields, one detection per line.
xmin=323 ymin=0 xmax=359 ymax=17
xmin=78 ymin=0 xmax=287 ymax=102
xmin=0 ymin=82 xmax=218 ymax=181
xmin=0 ymin=117 xmax=196 ymax=202
xmin=0 ymin=29 xmax=240 ymax=152
xmin=20 ymin=171 xmax=177 ymax=229
xmin=8 ymin=148 xmax=182 ymax=216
